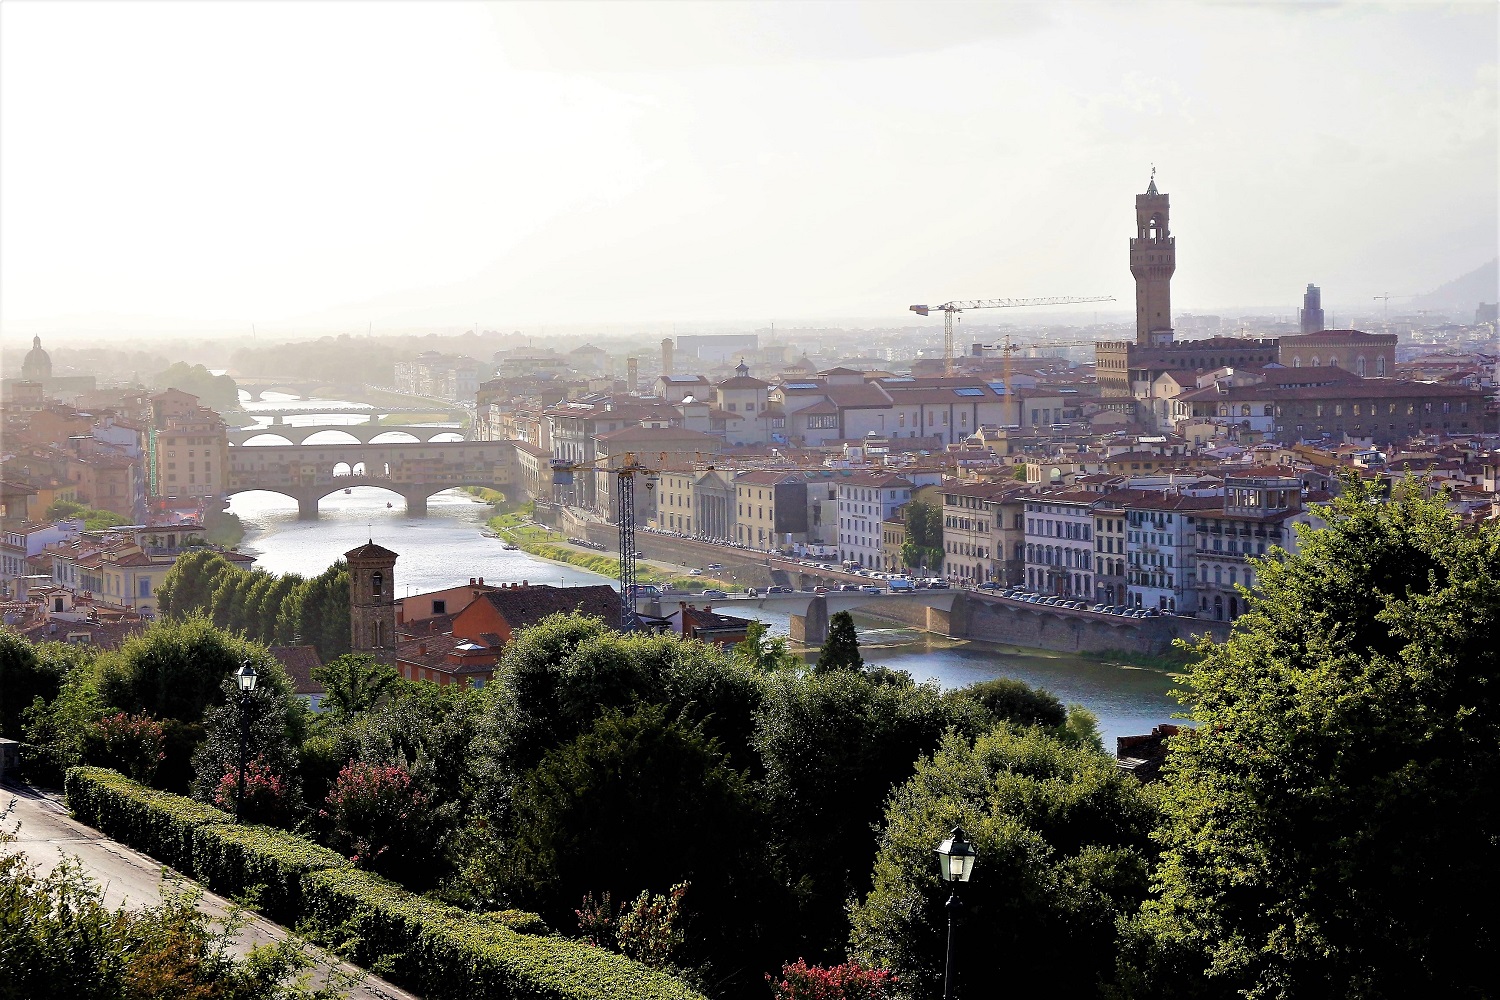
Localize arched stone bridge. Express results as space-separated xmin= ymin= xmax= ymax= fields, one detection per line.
xmin=656 ymin=589 xmax=966 ymax=646
xmin=230 ymin=424 xmax=465 ymax=447
xmin=227 ymin=440 xmax=522 ymax=518
xmin=662 ymin=589 xmax=1225 ymax=654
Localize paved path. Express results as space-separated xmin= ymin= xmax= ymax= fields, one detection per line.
xmin=0 ymin=782 xmax=418 ymax=1000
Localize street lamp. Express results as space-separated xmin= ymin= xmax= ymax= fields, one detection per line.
xmin=234 ymin=660 xmax=258 ymax=823
xmin=934 ymin=826 xmax=977 ymax=1000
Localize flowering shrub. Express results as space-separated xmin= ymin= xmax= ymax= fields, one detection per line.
xmin=617 ymin=882 xmax=689 ymax=968
xmin=575 ymin=890 xmax=616 ymax=947
xmin=87 ymin=712 xmax=166 ymax=784
xmin=575 ymin=882 xmax=690 ymax=968
xmin=768 ymin=959 xmax=898 ymax=1000
xmin=212 ymin=755 xmax=292 ymax=824
xmin=319 ymin=761 xmax=427 ymax=875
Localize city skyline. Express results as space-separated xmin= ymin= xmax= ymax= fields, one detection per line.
xmin=2 ymin=1 xmax=1495 ymax=339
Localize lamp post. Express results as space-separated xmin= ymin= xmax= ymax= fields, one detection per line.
xmin=934 ymin=826 xmax=977 ymax=1000
xmin=233 ymin=659 xmax=258 ymax=823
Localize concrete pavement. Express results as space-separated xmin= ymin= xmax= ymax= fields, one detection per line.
xmin=0 ymin=782 xmax=418 ymax=1000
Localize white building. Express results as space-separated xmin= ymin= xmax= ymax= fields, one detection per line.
xmin=836 ymin=472 xmax=914 ymax=569
xmin=1023 ymin=489 xmax=1096 ymax=596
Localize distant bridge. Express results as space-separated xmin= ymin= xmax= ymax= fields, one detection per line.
xmin=230 ymin=424 xmax=465 ymax=447
xmin=243 ymin=406 xmax=445 ymax=421
xmin=233 ymin=377 xmax=343 ymax=401
xmin=227 ymin=440 xmax=520 ymax=518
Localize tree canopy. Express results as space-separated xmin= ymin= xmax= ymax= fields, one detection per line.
xmin=1124 ymin=477 xmax=1499 ymax=998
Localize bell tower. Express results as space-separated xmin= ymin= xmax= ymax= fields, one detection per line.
xmin=1130 ymin=169 xmax=1175 ymax=347
xmin=345 ymin=540 xmax=398 ymax=658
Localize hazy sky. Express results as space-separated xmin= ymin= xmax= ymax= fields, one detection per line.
xmin=2 ymin=1 xmax=1495 ymax=339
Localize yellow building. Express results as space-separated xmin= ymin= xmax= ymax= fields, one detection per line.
xmin=149 ymin=389 xmax=229 ymax=504
xmin=881 ymin=516 xmax=907 ymax=574
xmin=652 ymin=472 xmax=697 ymax=534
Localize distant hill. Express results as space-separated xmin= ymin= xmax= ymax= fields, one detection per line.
xmin=1409 ymin=258 xmax=1499 ymax=317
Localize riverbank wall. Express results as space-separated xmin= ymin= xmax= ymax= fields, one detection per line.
xmin=533 ymin=504 xmax=1231 ymax=657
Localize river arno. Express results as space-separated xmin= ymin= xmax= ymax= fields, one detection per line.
xmin=227 ymin=486 xmax=1182 ymax=746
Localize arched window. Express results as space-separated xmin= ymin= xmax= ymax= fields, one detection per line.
xmin=1377 ymin=356 xmax=1387 ymax=376
xmin=1357 ymin=356 xmax=1367 ymax=377
xmin=1293 ymin=356 xmax=1302 ymax=367
xmin=1264 ymin=404 xmax=1274 ymax=416
xmin=372 ymin=572 xmax=383 ymax=598
xmin=1312 ymin=356 xmax=1320 ymax=367
xmin=1240 ymin=404 xmax=1251 ymax=417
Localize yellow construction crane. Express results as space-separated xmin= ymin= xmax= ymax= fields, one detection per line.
xmin=975 ymin=336 xmax=1097 ymax=423
xmin=909 ymin=296 xmax=1115 ymax=375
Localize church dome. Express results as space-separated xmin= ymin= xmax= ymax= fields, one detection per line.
xmin=22 ymin=335 xmax=51 ymax=382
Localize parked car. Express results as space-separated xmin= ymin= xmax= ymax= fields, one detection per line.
xmin=859 ymin=585 xmax=882 ymax=594
xmin=926 ymin=579 xmax=950 ymax=589
xmin=767 ymin=585 xmax=794 ymax=594
xmin=707 ymin=563 xmax=723 ymax=571
xmin=977 ymin=581 xmax=1003 ymax=591
xmin=689 ymin=568 xmax=703 ymax=576
xmin=887 ymin=578 xmax=914 ymax=592
xmin=700 ymin=589 xmax=728 ymax=599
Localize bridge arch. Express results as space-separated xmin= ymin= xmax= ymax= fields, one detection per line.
xmin=239 ymin=431 xmax=296 ymax=446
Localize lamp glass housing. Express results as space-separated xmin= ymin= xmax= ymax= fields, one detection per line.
xmin=236 ymin=662 xmax=258 ymax=693
xmin=934 ymin=827 xmax=977 ymax=883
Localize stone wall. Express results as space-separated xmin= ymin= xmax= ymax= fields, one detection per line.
xmin=962 ymin=596 xmax=1228 ymax=656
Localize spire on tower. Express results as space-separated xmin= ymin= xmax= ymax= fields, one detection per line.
xmin=1146 ymin=164 xmax=1158 ymax=196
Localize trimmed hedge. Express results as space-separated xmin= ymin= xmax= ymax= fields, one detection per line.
xmin=65 ymin=768 xmax=707 ymax=1000
xmin=191 ymin=822 xmax=350 ymax=924
xmin=303 ymin=868 xmax=707 ymax=1000
xmin=65 ymin=766 xmax=231 ymax=873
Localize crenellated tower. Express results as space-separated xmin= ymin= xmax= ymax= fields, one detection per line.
xmin=1130 ymin=170 xmax=1176 ymax=346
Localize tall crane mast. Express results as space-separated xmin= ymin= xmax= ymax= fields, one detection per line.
xmin=909 ymin=296 xmax=1115 ymax=375
xmin=551 ymin=451 xmax=713 ymax=632
xmin=977 ymin=337 xmax=1097 ymax=423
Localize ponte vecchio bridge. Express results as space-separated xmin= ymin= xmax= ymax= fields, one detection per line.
xmin=227 ymin=441 xmax=523 ymax=518
xmin=230 ymin=423 xmax=465 ymax=446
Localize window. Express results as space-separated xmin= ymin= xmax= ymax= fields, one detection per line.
xmin=372 ymin=572 xmax=383 ymax=598
xmin=432 ymin=599 xmax=446 ymax=614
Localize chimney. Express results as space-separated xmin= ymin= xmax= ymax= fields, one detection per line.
xmin=478 ymin=577 xmax=484 ymax=586
xmin=522 ymin=579 xmax=529 ymax=587
xmin=470 ymin=578 xmax=476 ymax=585
xmin=419 ymin=642 xmax=427 ymax=655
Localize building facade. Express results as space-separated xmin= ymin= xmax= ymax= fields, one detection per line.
xmin=1023 ymin=490 xmax=1096 ymax=596
xmin=835 ymin=472 xmax=915 ymax=569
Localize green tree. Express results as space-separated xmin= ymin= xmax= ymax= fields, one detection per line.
xmin=152 ymin=361 xmax=241 ymax=412
xmin=505 ymin=705 xmax=768 ymax=976
xmin=312 ymin=653 xmax=399 ymax=719
xmin=1125 ymin=477 xmax=1499 ymax=998
xmin=952 ymin=676 xmax=1067 ymax=729
xmin=280 ymin=562 xmax=350 ymax=661
xmin=849 ymin=727 xmax=1160 ymax=1000
xmin=155 ymin=549 xmax=236 ymax=619
xmin=901 ymin=500 xmax=943 ymax=574
xmin=815 ymin=610 xmax=864 ymax=673
xmin=733 ymin=619 xmax=801 ymax=673
xmin=99 ymin=615 xmax=267 ymax=725
xmin=752 ymin=669 xmax=991 ymax=960
xmin=191 ymin=666 xmax=308 ymax=818
xmin=20 ymin=649 xmax=104 ymax=785
xmin=0 ymin=628 xmax=61 ymax=739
